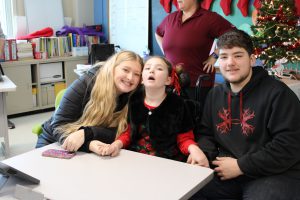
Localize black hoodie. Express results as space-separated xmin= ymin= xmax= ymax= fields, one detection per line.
xmin=198 ymin=67 xmax=300 ymax=179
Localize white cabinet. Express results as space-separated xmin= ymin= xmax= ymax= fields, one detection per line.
xmin=64 ymin=59 xmax=87 ymax=87
xmin=3 ymin=65 xmax=33 ymax=115
xmin=2 ymin=56 xmax=88 ymax=115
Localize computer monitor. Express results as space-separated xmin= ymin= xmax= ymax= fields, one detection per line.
xmin=89 ymin=44 xmax=115 ymax=65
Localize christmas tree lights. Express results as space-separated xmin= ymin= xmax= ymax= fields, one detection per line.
xmin=251 ymin=0 xmax=300 ymax=68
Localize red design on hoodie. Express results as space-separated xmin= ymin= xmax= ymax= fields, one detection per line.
xmin=241 ymin=108 xmax=255 ymax=135
xmin=216 ymin=92 xmax=255 ymax=136
xmin=216 ymin=108 xmax=231 ymax=134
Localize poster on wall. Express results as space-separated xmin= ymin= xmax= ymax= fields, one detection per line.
xmin=109 ymin=0 xmax=149 ymax=56
xmin=24 ymin=0 xmax=64 ymax=34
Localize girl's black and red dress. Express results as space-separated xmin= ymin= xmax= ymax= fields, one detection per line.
xmin=118 ymin=89 xmax=197 ymax=162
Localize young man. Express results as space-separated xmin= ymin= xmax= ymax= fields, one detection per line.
xmin=192 ymin=30 xmax=300 ymax=199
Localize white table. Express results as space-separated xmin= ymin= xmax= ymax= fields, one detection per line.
xmin=0 ymin=76 xmax=16 ymax=157
xmin=1 ymin=143 xmax=213 ymax=200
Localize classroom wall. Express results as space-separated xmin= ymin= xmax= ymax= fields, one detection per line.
xmin=13 ymin=0 xmax=79 ymax=25
xmin=93 ymin=0 xmax=255 ymax=54
xmin=150 ymin=0 xmax=255 ymax=55
xmin=94 ymin=0 xmax=108 ymax=42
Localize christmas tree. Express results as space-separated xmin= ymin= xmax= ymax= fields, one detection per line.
xmin=251 ymin=0 xmax=300 ymax=68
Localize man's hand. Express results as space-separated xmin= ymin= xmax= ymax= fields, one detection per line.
xmin=62 ymin=129 xmax=85 ymax=152
xmin=187 ymin=144 xmax=209 ymax=167
xmin=212 ymin=157 xmax=243 ymax=180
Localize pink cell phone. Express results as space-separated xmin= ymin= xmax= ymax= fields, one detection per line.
xmin=42 ymin=149 xmax=75 ymax=159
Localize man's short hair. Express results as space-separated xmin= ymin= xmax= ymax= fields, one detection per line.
xmin=217 ymin=29 xmax=254 ymax=55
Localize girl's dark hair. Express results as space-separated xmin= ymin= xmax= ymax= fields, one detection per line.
xmin=217 ymin=29 xmax=254 ymax=55
xmin=145 ymin=56 xmax=172 ymax=75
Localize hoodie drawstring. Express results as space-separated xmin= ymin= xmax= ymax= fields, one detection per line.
xmin=227 ymin=92 xmax=232 ymax=130
xmin=239 ymin=92 xmax=243 ymax=124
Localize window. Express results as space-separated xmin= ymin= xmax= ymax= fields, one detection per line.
xmin=0 ymin=0 xmax=14 ymax=38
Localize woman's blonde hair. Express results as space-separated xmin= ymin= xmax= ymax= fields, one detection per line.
xmin=57 ymin=50 xmax=143 ymax=138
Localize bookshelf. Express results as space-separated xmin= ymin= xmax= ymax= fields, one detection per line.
xmin=1 ymin=56 xmax=88 ymax=115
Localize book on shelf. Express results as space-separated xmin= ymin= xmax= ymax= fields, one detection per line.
xmin=17 ymin=40 xmax=34 ymax=60
xmin=4 ymin=39 xmax=17 ymax=61
xmin=31 ymin=36 xmax=72 ymax=59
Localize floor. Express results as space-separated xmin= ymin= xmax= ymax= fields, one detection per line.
xmin=0 ymin=111 xmax=53 ymax=161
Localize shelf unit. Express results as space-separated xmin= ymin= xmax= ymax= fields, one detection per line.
xmin=2 ymin=56 xmax=88 ymax=115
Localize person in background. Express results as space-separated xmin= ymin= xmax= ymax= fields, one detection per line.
xmin=98 ymin=56 xmax=209 ymax=167
xmin=36 ymin=51 xmax=143 ymax=154
xmin=191 ymin=29 xmax=300 ymax=199
xmin=155 ymin=0 xmax=235 ymax=105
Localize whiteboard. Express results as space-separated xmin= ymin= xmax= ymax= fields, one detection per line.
xmin=24 ymin=0 xmax=64 ymax=34
xmin=109 ymin=0 xmax=149 ymax=56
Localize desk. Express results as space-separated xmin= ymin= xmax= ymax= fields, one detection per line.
xmin=281 ymin=79 xmax=300 ymax=100
xmin=0 ymin=76 xmax=16 ymax=157
xmin=1 ymin=143 xmax=213 ymax=200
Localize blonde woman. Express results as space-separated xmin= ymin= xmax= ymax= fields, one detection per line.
xmin=36 ymin=51 xmax=143 ymax=154
xmin=100 ymin=56 xmax=209 ymax=167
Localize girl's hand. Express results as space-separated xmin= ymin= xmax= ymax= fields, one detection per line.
xmin=187 ymin=144 xmax=209 ymax=168
xmin=103 ymin=140 xmax=123 ymax=157
xmin=62 ymin=129 xmax=85 ymax=152
xmin=89 ymin=140 xmax=109 ymax=155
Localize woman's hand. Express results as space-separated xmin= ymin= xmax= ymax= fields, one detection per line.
xmin=187 ymin=144 xmax=209 ymax=167
xmin=62 ymin=129 xmax=85 ymax=152
xmin=203 ymin=56 xmax=217 ymax=73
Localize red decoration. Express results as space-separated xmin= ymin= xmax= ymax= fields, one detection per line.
xmin=159 ymin=0 xmax=180 ymax=13
xmin=253 ymin=0 xmax=261 ymax=10
xmin=237 ymin=0 xmax=250 ymax=17
xmin=171 ymin=67 xmax=181 ymax=95
xmin=276 ymin=4 xmax=284 ymax=19
xmin=254 ymin=47 xmax=263 ymax=55
xmin=160 ymin=0 xmax=173 ymax=13
xmin=220 ymin=0 xmax=232 ymax=16
xmin=296 ymin=0 xmax=300 ymax=16
xmin=201 ymin=0 xmax=214 ymax=10
xmin=288 ymin=40 xmax=300 ymax=50
xmin=172 ymin=0 xmax=179 ymax=10
xmin=17 ymin=27 xmax=54 ymax=40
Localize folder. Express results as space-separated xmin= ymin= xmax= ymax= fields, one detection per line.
xmin=54 ymin=82 xmax=66 ymax=96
